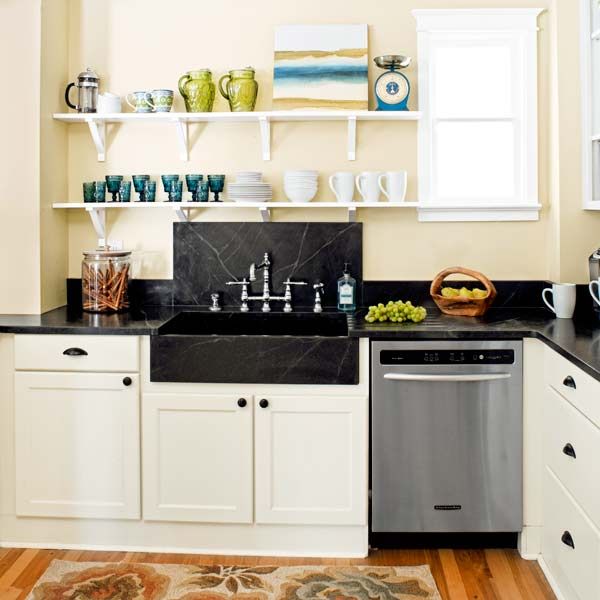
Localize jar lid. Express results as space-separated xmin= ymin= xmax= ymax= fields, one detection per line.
xmin=83 ymin=246 xmax=131 ymax=260
xmin=78 ymin=67 xmax=99 ymax=81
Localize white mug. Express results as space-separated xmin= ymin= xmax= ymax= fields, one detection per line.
xmin=329 ymin=172 xmax=355 ymax=203
xmin=378 ymin=171 xmax=407 ymax=202
xmin=542 ymin=283 xmax=576 ymax=318
xmin=97 ymin=92 xmax=122 ymax=114
xmin=589 ymin=278 xmax=600 ymax=308
xmin=355 ymin=171 xmax=382 ymax=203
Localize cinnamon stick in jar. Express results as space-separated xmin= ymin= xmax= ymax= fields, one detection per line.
xmin=82 ymin=247 xmax=132 ymax=313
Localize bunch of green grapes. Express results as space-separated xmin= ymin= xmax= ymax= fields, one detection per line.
xmin=365 ymin=300 xmax=427 ymax=324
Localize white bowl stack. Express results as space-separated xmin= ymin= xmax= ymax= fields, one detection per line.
xmin=284 ymin=170 xmax=318 ymax=203
xmin=227 ymin=172 xmax=272 ymax=202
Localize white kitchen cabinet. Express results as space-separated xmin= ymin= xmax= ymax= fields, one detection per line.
xmin=254 ymin=394 xmax=367 ymax=526
xmin=143 ymin=392 xmax=253 ymax=523
xmin=15 ymin=371 xmax=140 ymax=519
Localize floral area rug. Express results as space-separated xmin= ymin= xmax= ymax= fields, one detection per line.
xmin=27 ymin=560 xmax=442 ymax=600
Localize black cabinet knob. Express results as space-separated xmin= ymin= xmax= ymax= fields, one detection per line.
xmin=562 ymin=443 xmax=577 ymax=459
xmin=123 ymin=377 xmax=132 ymax=387
xmin=259 ymin=398 xmax=269 ymax=409
xmin=563 ymin=376 xmax=576 ymax=389
xmin=237 ymin=398 xmax=247 ymax=408
xmin=63 ymin=347 xmax=88 ymax=356
xmin=561 ymin=530 xmax=575 ymax=549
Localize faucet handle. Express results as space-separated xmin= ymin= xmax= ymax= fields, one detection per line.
xmin=226 ymin=277 xmax=249 ymax=286
xmin=313 ymin=282 xmax=324 ymax=313
xmin=209 ymin=292 xmax=222 ymax=312
xmin=283 ymin=279 xmax=308 ymax=286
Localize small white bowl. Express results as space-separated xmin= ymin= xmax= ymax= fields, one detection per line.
xmin=285 ymin=188 xmax=317 ymax=203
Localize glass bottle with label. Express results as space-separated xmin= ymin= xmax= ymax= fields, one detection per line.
xmin=337 ymin=262 xmax=356 ymax=312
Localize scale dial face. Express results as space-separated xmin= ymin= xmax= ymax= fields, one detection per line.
xmin=375 ymin=71 xmax=409 ymax=105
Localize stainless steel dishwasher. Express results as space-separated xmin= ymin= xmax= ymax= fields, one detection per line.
xmin=371 ymin=340 xmax=523 ymax=533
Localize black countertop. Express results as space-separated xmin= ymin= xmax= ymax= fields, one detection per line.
xmin=1 ymin=304 xmax=600 ymax=383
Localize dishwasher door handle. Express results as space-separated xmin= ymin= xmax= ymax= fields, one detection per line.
xmin=383 ymin=373 xmax=512 ymax=382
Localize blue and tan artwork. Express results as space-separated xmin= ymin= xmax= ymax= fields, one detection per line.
xmin=273 ymin=24 xmax=368 ymax=110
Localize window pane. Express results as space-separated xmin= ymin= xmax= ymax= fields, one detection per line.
xmin=433 ymin=44 xmax=513 ymax=117
xmin=435 ymin=121 xmax=516 ymax=200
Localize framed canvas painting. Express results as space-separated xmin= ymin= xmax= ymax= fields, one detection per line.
xmin=273 ymin=24 xmax=368 ymax=110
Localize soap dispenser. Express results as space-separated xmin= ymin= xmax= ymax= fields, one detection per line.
xmin=337 ymin=262 xmax=356 ymax=312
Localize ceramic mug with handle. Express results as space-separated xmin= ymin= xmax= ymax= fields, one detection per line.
xmin=542 ymin=283 xmax=576 ymax=318
xmin=589 ymin=277 xmax=600 ymax=309
xmin=329 ymin=172 xmax=355 ymax=203
xmin=126 ymin=91 xmax=155 ymax=113
xmin=355 ymin=171 xmax=382 ymax=203
xmin=378 ymin=171 xmax=407 ymax=202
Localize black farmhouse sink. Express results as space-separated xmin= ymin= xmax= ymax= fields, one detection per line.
xmin=150 ymin=311 xmax=358 ymax=385
xmin=158 ymin=311 xmax=349 ymax=337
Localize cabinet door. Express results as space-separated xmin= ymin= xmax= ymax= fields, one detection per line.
xmin=15 ymin=372 xmax=140 ymax=519
xmin=255 ymin=394 xmax=367 ymax=525
xmin=143 ymin=393 xmax=253 ymax=523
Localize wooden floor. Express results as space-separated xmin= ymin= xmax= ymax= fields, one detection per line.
xmin=0 ymin=546 xmax=555 ymax=599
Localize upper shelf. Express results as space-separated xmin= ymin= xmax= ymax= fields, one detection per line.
xmin=53 ymin=109 xmax=422 ymax=162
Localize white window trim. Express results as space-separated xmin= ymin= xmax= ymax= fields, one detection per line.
xmin=412 ymin=9 xmax=544 ymax=222
xmin=580 ymin=0 xmax=600 ymax=209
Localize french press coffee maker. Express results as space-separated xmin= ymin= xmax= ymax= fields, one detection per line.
xmin=65 ymin=67 xmax=99 ymax=113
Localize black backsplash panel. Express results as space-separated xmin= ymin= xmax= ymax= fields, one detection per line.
xmin=173 ymin=222 xmax=362 ymax=307
xmin=363 ymin=280 xmax=550 ymax=308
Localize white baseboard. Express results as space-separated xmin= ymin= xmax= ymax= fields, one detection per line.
xmin=0 ymin=540 xmax=368 ymax=559
xmin=537 ymin=557 xmax=568 ymax=600
xmin=517 ymin=525 xmax=542 ymax=560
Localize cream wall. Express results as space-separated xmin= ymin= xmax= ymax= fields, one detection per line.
xmin=66 ymin=0 xmax=557 ymax=283
xmin=0 ymin=0 xmax=42 ymax=313
xmin=1 ymin=0 xmax=599 ymax=316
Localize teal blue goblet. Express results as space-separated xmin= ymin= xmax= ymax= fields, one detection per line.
xmin=208 ymin=174 xmax=225 ymax=202
xmin=198 ymin=181 xmax=209 ymax=202
xmin=105 ymin=175 xmax=124 ymax=202
xmin=185 ymin=174 xmax=203 ymax=202
xmin=132 ymin=175 xmax=150 ymax=202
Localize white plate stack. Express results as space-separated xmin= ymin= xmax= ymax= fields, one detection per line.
xmin=227 ymin=172 xmax=273 ymax=202
xmin=284 ymin=170 xmax=318 ymax=203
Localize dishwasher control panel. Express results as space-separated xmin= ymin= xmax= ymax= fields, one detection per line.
xmin=380 ymin=349 xmax=515 ymax=365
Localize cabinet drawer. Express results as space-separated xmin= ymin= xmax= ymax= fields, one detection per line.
xmin=544 ymin=347 xmax=600 ymax=428
xmin=544 ymin=387 xmax=600 ymax=528
xmin=15 ymin=334 xmax=139 ymax=372
xmin=542 ymin=468 xmax=600 ymax=600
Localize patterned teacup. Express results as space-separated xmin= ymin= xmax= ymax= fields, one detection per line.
xmin=151 ymin=89 xmax=174 ymax=113
xmin=126 ymin=91 xmax=155 ymax=113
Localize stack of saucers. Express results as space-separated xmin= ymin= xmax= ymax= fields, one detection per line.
xmin=227 ymin=172 xmax=272 ymax=202
xmin=284 ymin=170 xmax=318 ymax=203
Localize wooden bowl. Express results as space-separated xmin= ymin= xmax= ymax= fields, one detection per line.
xmin=430 ymin=266 xmax=497 ymax=317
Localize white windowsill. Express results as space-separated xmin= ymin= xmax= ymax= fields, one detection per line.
xmin=417 ymin=203 xmax=542 ymax=222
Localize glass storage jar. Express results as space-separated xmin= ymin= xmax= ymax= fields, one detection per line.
xmin=82 ymin=247 xmax=131 ymax=313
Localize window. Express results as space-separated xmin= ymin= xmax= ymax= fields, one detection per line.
xmin=412 ymin=9 xmax=543 ymax=221
xmin=581 ymin=0 xmax=600 ymax=209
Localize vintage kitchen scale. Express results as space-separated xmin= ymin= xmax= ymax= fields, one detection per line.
xmin=373 ymin=55 xmax=412 ymax=111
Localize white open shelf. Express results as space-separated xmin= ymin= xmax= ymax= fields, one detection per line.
xmin=53 ymin=201 xmax=420 ymax=237
xmin=53 ymin=110 xmax=422 ymax=162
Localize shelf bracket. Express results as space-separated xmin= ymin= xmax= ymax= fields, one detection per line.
xmin=173 ymin=206 xmax=190 ymax=222
xmin=259 ymin=116 xmax=271 ymax=161
xmin=259 ymin=205 xmax=271 ymax=222
xmin=348 ymin=206 xmax=357 ymax=223
xmin=85 ymin=206 xmax=106 ymax=239
xmin=86 ymin=118 xmax=106 ymax=161
xmin=347 ymin=116 xmax=357 ymax=161
xmin=173 ymin=118 xmax=189 ymax=161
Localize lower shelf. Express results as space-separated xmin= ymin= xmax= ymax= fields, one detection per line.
xmin=52 ymin=201 xmax=420 ymax=236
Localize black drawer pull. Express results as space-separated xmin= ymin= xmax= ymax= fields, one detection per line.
xmin=63 ymin=347 xmax=88 ymax=357
xmin=561 ymin=530 xmax=575 ymax=549
xmin=562 ymin=443 xmax=577 ymax=459
xmin=563 ymin=376 xmax=576 ymax=389
xmin=259 ymin=398 xmax=269 ymax=409
xmin=237 ymin=398 xmax=247 ymax=408
xmin=122 ymin=377 xmax=132 ymax=387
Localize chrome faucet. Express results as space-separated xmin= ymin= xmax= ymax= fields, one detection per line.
xmin=227 ymin=252 xmax=306 ymax=312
